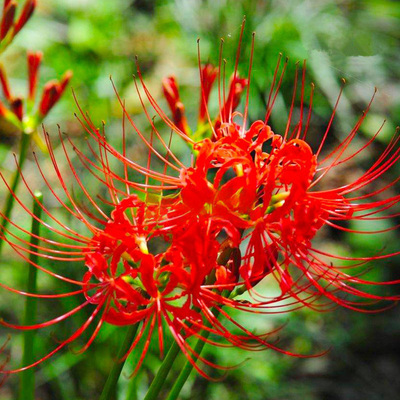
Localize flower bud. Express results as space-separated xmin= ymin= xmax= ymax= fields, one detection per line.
xmin=38 ymin=70 xmax=72 ymax=117
xmin=13 ymin=0 xmax=36 ymax=36
xmin=27 ymin=50 xmax=42 ymax=101
xmin=0 ymin=0 xmax=16 ymax=40
xmin=162 ymin=75 xmax=189 ymax=134
xmin=0 ymin=64 xmax=12 ymax=101
xmin=214 ymin=75 xmax=247 ymax=130
xmin=199 ymin=63 xmax=217 ymax=123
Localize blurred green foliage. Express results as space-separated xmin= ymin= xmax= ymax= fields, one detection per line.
xmin=0 ymin=0 xmax=399 ymax=399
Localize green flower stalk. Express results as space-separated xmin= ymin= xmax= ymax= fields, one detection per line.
xmin=18 ymin=191 xmax=42 ymax=400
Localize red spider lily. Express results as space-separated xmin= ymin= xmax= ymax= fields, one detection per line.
xmin=0 ymin=108 xmax=306 ymax=378
xmin=0 ymin=20 xmax=399 ymax=379
xmin=157 ymin=27 xmax=400 ymax=313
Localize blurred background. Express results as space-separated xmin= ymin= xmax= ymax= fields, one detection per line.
xmin=0 ymin=0 xmax=399 ymax=399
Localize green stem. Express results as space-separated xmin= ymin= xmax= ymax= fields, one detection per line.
xmin=99 ymin=323 xmax=140 ymax=400
xmin=143 ymin=305 xmax=223 ymax=400
xmin=142 ymin=341 xmax=181 ymax=400
xmin=18 ymin=191 xmax=43 ymax=400
xmin=124 ymin=373 xmax=138 ymax=400
xmin=0 ymin=132 xmax=31 ymax=253
xmin=165 ymin=313 xmax=217 ymax=400
xmin=146 ymin=257 xmax=233 ymax=400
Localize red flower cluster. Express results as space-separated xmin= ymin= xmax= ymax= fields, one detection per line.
xmin=0 ymin=52 xmax=72 ymax=125
xmin=0 ymin=31 xmax=399 ymax=377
